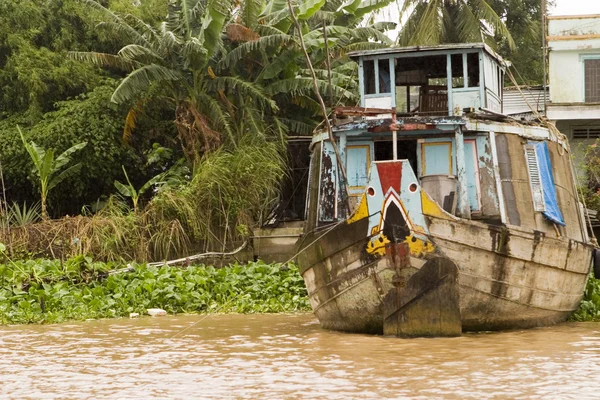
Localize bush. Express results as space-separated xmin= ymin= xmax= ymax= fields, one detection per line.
xmin=571 ymin=275 xmax=600 ymax=322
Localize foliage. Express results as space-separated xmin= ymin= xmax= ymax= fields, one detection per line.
xmin=490 ymin=0 xmax=545 ymax=85
xmin=72 ymin=0 xmax=280 ymax=163
xmin=571 ymin=276 xmax=600 ymax=322
xmin=0 ymin=82 xmax=175 ymax=217
xmin=577 ymin=141 xmax=600 ymax=213
xmin=114 ymin=166 xmax=165 ymax=213
xmin=0 ymin=257 xmax=310 ymax=324
xmin=8 ymin=202 xmax=41 ymax=227
xmin=397 ymin=0 xmax=515 ymax=51
xmin=19 ymin=126 xmax=87 ymax=219
xmin=0 ymin=136 xmax=285 ymax=262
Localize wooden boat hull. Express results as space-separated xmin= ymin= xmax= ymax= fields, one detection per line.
xmin=297 ymin=214 xmax=593 ymax=334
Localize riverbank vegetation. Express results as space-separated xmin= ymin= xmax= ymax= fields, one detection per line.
xmin=0 ymin=257 xmax=309 ymax=324
xmin=571 ymin=277 xmax=600 ymax=322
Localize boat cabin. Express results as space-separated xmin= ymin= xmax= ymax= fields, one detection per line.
xmin=357 ymin=43 xmax=505 ymax=116
xmin=305 ymin=44 xmax=586 ymax=245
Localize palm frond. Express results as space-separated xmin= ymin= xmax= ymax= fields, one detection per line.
xmin=470 ymin=0 xmax=515 ymax=50
xmin=345 ymin=26 xmax=394 ymax=45
xmin=77 ymin=0 xmax=150 ymax=46
xmin=199 ymin=0 xmax=232 ymax=60
xmin=297 ymin=0 xmax=326 ymax=20
xmin=220 ymin=34 xmax=293 ymax=68
xmin=266 ymin=77 xmax=355 ymax=101
xmin=182 ymin=37 xmax=209 ymax=69
xmin=117 ymin=44 xmax=163 ymax=64
xmin=261 ymin=48 xmax=299 ymax=80
xmin=111 ymin=64 xmax=183 ymax=104
xmin=208 ymin=76 xmax=279 ymax=111
xmin=68 ymin=51 xmax=137 ymax=71
xmin=255 ymin=24 xmax=286 ymax=36
xmin=48 ymin=163 xmax=83 ymax=192
xmin=196 ymin=92 xmax=234 ymax=142
xmin=279 ymin=117 xmax=316 ymax=135
xmin=240 ymin=0 xmax=263 ymax=28
xmin=54 ymin=142 xmax=87 ymax=171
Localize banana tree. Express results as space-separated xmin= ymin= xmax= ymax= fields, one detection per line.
xmin=18 ymin=126 xmax=87 ymax=220
xmin=221 ymin=0 xmax=397 ymax=135
xmin=71 ymin=0 xmax=279 ymax=164
xmin=114 ymin=166 xmax=165 ymax=213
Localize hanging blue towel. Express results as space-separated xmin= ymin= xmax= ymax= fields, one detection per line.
xmin=534 ymin=142 xmax=566 ymax=226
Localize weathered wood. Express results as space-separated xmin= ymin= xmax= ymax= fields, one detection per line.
xmin=383 ymin=257 xmax=461 ymax=337
xmin=334 ymin=106 xmax=394 ymax=116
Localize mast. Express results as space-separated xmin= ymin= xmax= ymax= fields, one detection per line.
xmin=542 ymin=0 xmax=548 ymax=116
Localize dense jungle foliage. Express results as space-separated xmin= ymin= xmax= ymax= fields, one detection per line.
xmin=0 ymin=257 xmax=310 ymax=324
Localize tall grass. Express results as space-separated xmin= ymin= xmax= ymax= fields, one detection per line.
xmin=0 ymin=138 xmax=286 ymax=262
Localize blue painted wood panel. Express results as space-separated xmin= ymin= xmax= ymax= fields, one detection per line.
xmin=464 ymin=141 xmax=481 ymax=211
xmin=422 ymin=142 xmax=452 ymax=175
xmin=347 ymin=145 xmax=371 ymax=195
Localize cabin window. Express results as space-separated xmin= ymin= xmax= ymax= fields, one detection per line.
xmin=585 ymin=59 xmax=600 ymax=103
xmin=378 ymin=59 xmax=391 ymax=93
xmin=467 ymin=53 xmax=480 ymax=87
xmin=394 ymin=55 xmax=448 ymax=115
xmin=395 ymin=86 xmax=421 ymax=114
xmin=451 ymin=54 xmax=464 ymax=88
xmin=364 ymin=60 xmax=376 ymax=95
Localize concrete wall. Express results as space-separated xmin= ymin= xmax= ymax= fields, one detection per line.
xmin=548 ymin=16 xmax=600 ymax=37
xmin=548 ymin=16 xmax=600 ymax=104
xmin=549 ymin=51 xmax=587 ymax=103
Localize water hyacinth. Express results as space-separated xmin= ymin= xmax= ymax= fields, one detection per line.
xmin=571 ymin=276 xmax=600 ymax=322
xmin=0 ymin=256 xmax=310 ymax=324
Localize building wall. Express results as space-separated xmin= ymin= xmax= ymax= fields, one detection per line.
xmin=548 ymin=16 xmax=600 ymax=104
xmin=548 ymin=16 xmax=600 ymax=37
xmin=549 ymin=51 xmax=586 ymax=103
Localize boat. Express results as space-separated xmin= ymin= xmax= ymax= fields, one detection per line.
xmin=294 ymin=43 xmax=596 ymax=336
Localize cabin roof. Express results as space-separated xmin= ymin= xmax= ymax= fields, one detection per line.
xmin=348 ymin=43 xmax=506 ymax=65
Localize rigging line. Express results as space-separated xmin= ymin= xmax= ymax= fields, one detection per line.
xmin=282 ymin=219 xmax=347 ymax=266
xmin=506 ymin=67 xmax=544 ymax=121
xmin=512 ymin=65 xmax=544 ymax=110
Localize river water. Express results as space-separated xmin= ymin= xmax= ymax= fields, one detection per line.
xmin=1 ymin=313 xmax=600 ymax=399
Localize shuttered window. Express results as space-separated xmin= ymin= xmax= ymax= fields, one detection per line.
xmin=525 ymin=144 xmax=545 ymax=212
xmin=573 ymin=127 xmax=600 ymax=139
xmin=585 ymin=59 xmax=600 ymax=103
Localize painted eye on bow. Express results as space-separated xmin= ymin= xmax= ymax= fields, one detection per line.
xmin=409 ymin=183 xmax=418 ymax=193
xmin=368 ymin=187 xmax=375 ymax=196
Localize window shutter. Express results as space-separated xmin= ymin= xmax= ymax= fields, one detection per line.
xmin=525 ymin=144 xmax=545 ymax=212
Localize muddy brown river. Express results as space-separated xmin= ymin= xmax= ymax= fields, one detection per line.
xmin=1 ymin=313 xmax=600 ymax=399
